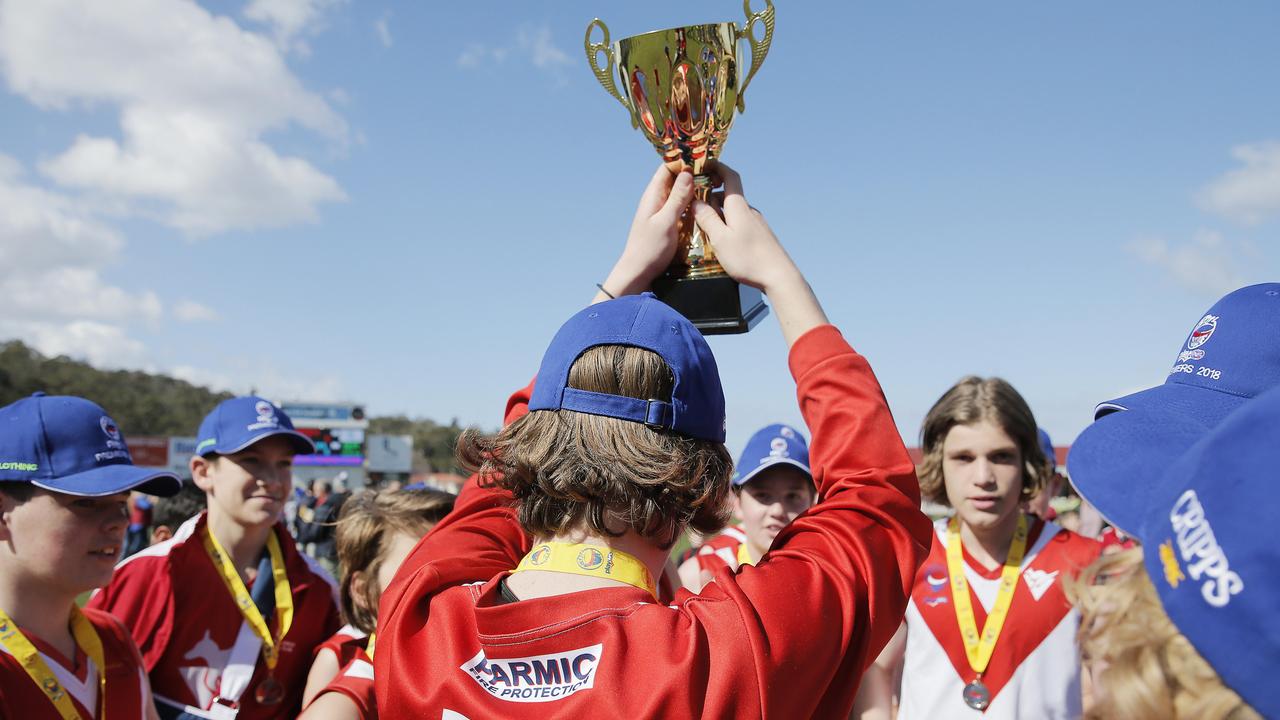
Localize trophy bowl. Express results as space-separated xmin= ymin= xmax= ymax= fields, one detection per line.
xmin=586 ymin=1 xmax=775 ymax=334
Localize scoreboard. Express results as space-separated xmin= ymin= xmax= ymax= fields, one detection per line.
xmin=282 ymin=403 xmax=368 ymax=468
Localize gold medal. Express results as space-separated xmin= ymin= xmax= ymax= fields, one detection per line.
xmin=253 ymin=675 xmax=284 ymax=706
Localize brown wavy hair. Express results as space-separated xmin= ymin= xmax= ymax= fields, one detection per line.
xmin=1067 ymin=549 xmax=1261 ymax=720
xmin=457 ymin=344 xmax=733 ymax=549
xmin=917 ymin=376 xmax=1045 ymax=506
xmin=335 ymin=487 xmax=455 ymax=633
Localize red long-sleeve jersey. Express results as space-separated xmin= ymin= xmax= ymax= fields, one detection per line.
xmin=376 ymin=324 xmax=932 ymax=718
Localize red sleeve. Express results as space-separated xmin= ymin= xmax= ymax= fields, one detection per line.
xmin=314 ymin=647 xmax=377 ymax=719
xmin=379 ymin=379 xmax=535 ymax=620
xmin=86 ymin=556 xmax=174 ymax=671
xmin=688 ymin=324 xmax=932 ymax=718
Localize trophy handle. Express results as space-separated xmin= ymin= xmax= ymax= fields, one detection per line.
xmin=736 ymin=0 xmax=775 ymax=113
xmin=585 ymin=18 xmax=636 ymax=128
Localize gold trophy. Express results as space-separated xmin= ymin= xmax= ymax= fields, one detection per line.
xmin=586 ymin=1 xmax=775 ymax=334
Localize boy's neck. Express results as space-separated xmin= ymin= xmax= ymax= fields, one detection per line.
xmin=505 ymin=531 xmax=669 ymax=601
xmin=205 ymin=506 xmax=274 ymax=580
xmin=959 ymin=511 xmax=1025 ymax=571
xmin=0 ymin=572 xmax=78 ymax=659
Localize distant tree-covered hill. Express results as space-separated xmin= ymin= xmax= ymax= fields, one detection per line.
xmin=0 ymin=341 xmax=232 ymax=436
xmin=0 ymin=340 xmax=473 ymax=474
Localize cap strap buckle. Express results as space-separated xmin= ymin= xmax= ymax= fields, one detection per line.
xmin=558 ymin=388 xmax=674 ymax=431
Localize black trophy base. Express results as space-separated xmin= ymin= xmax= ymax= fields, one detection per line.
xmin=651 ymin=274 xmax=769 ymax=335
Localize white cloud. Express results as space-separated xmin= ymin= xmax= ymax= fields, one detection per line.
xmin=173 ymin=300 xmax=219 ymax=323
xmin=0 ymin=319 xmax=150 ymax=368
xmin=1198 ymin=141 xmax=1280 ymax=225
xmin=0 ymin=0 xmax=348 ymax=235
xmin=1129 ymin=230 xmax=1245 ymax=295
xmin=375 ymin=13 xmax=393 ymax=48
xmin=244 ymin=0 xmax=346 ymax=54
xmin=517 ymin=25 xmax=570 ymax=69
xmin=0 ymin=154 xmax=164 ymax=365
xmin=457 ymin=24 xmax=569 ymax=72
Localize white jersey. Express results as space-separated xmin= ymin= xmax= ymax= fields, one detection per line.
xmin=898 ymin=517 xmax=1101 ymax=720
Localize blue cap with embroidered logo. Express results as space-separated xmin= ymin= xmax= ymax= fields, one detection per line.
xmin=1129 ymin=384 xmax=1280 ymax=719
xmin=527 ymin=293 xmax=726 ymax=443
xmin=1094 ymin=282 xmax=1280 ymax=425
xmin=0 ymin=393 xmax=180 ymax=497
xmin=1069 ymin=282 xmax=1280 ymax=533
xmin=195 ymin=396 xmax=314 ymax=457
xmin=732 ymin=423 xmax=811 ymax=487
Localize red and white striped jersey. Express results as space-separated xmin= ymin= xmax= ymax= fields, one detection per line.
xmin=899 ymin=517 xmax=1102 ymax=720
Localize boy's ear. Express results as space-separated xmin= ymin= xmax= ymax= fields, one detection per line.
xmin=730 ymin=491 xmax=745 ymax=523
xmin=190 ymin=455 xmax=215 ymax=493
xmin=151 ymin=525 xmax=173 ymax=544
xmin=349 ymin=570 xmax=369 ymax=608
xmin=0 ymin=492 xmax=19 ymax=544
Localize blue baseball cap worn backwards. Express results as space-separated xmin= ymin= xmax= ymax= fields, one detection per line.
xmin=732 ymin=423 xmax=812 ymax=487
xmin=0 ymin=393 xmax=181 ymax=497
xmin=528 ymin=293 xmax=726 ymax=443
xmin=196 ymin=396 xmax=314 ymax=457
xmin=1068 ymin=282 xmax=1280 ymax=533
xmin=1127 ymin=385 xmax=1280 ymax=719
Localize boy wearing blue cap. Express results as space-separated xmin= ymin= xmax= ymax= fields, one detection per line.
xmin=89 ymin=396 xmax=340 ymax=719
xmin=1066 ymin=384 xmax=1280 ymax=719
xmin=678 ymin=423 xmax=816 ymax=591
xmin=375 ymin=163 xmax=933 ymax=719
xmin=0 ymin=393 xmax=180 ymax=719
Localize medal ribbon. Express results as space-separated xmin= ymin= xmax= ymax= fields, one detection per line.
xmin=201 ymin=526 xmax=294 ymax=671
xmin=736 ymin=542 xmax=754 ymax=567
xmin=945 ymin=514 xmax=1028 ymax=675
xmin=513 ymin=542 xmax=656 ymax=597
xmin=0 ymin=607 xmax=105 ymax=720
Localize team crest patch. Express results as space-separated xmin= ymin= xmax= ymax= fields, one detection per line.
xmin=1022 ymin=568 xmax=1059 ymax=601
xmin=923 ymin=564 xmax=947 ymax=593
xmin=100 ymin=416 xmax=121 ymax=441
xmin=1186 ymin=314 xmax=1218 ymax=350
xmin=530 ymin=546 xmax=551 ymax=566
xmin=247 ymin=400 xmax=281 ymax=430
xmin=461 ymin=645 xmax=603 ymax=703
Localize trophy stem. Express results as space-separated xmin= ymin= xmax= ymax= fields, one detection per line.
xmin=674 ymin=173 xmax=725 ymax=279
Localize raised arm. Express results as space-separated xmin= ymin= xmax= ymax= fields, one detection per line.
xmin=689 ymin=163 xmax=933 ymax=718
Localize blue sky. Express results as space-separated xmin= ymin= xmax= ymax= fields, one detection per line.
xmin=1 ymin=0 xmax=1277 ymax=453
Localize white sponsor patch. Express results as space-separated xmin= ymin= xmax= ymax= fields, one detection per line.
xmin=1022 ymin=568 xmax=1059 ymax=601
xmin=460 ymin=644 xmax=603 ymax=703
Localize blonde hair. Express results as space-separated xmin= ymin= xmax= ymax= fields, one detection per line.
xmin=917 ymin=376 xmax=1045 ymax=506
xmin=1067 ymin=548 xmax=1260 ymax=720
xmin=457 ymin=344 xmax=733 ymax=549
xmin=335 ymin=487 xmax=455 ymax=633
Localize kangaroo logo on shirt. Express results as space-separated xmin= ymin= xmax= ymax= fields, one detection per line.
xmin=460 ymin=644 xmax=603 ymax=703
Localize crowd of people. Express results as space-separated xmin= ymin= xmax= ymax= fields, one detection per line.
xmin=0 ymin=162 xmax=1273 ymax=719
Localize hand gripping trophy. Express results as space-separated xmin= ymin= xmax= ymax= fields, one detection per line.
xmin=585 ymin=1 xmax=775 ymax=334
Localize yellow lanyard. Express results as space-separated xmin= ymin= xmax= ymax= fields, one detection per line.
xmin=201 ymin=526 xmax=294 ymax=671
xmin=513 ymin=542 xmax=656 ymax=597
xmin=365 ymin=632 xmax=376 ymax=661
xmin=945 ymin=515 xmax=1028 ymax=675
xmin=0 ymin=607 xmax=105 ymax=720
xmin=736 ymin=542 xmax=754 ymax=567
